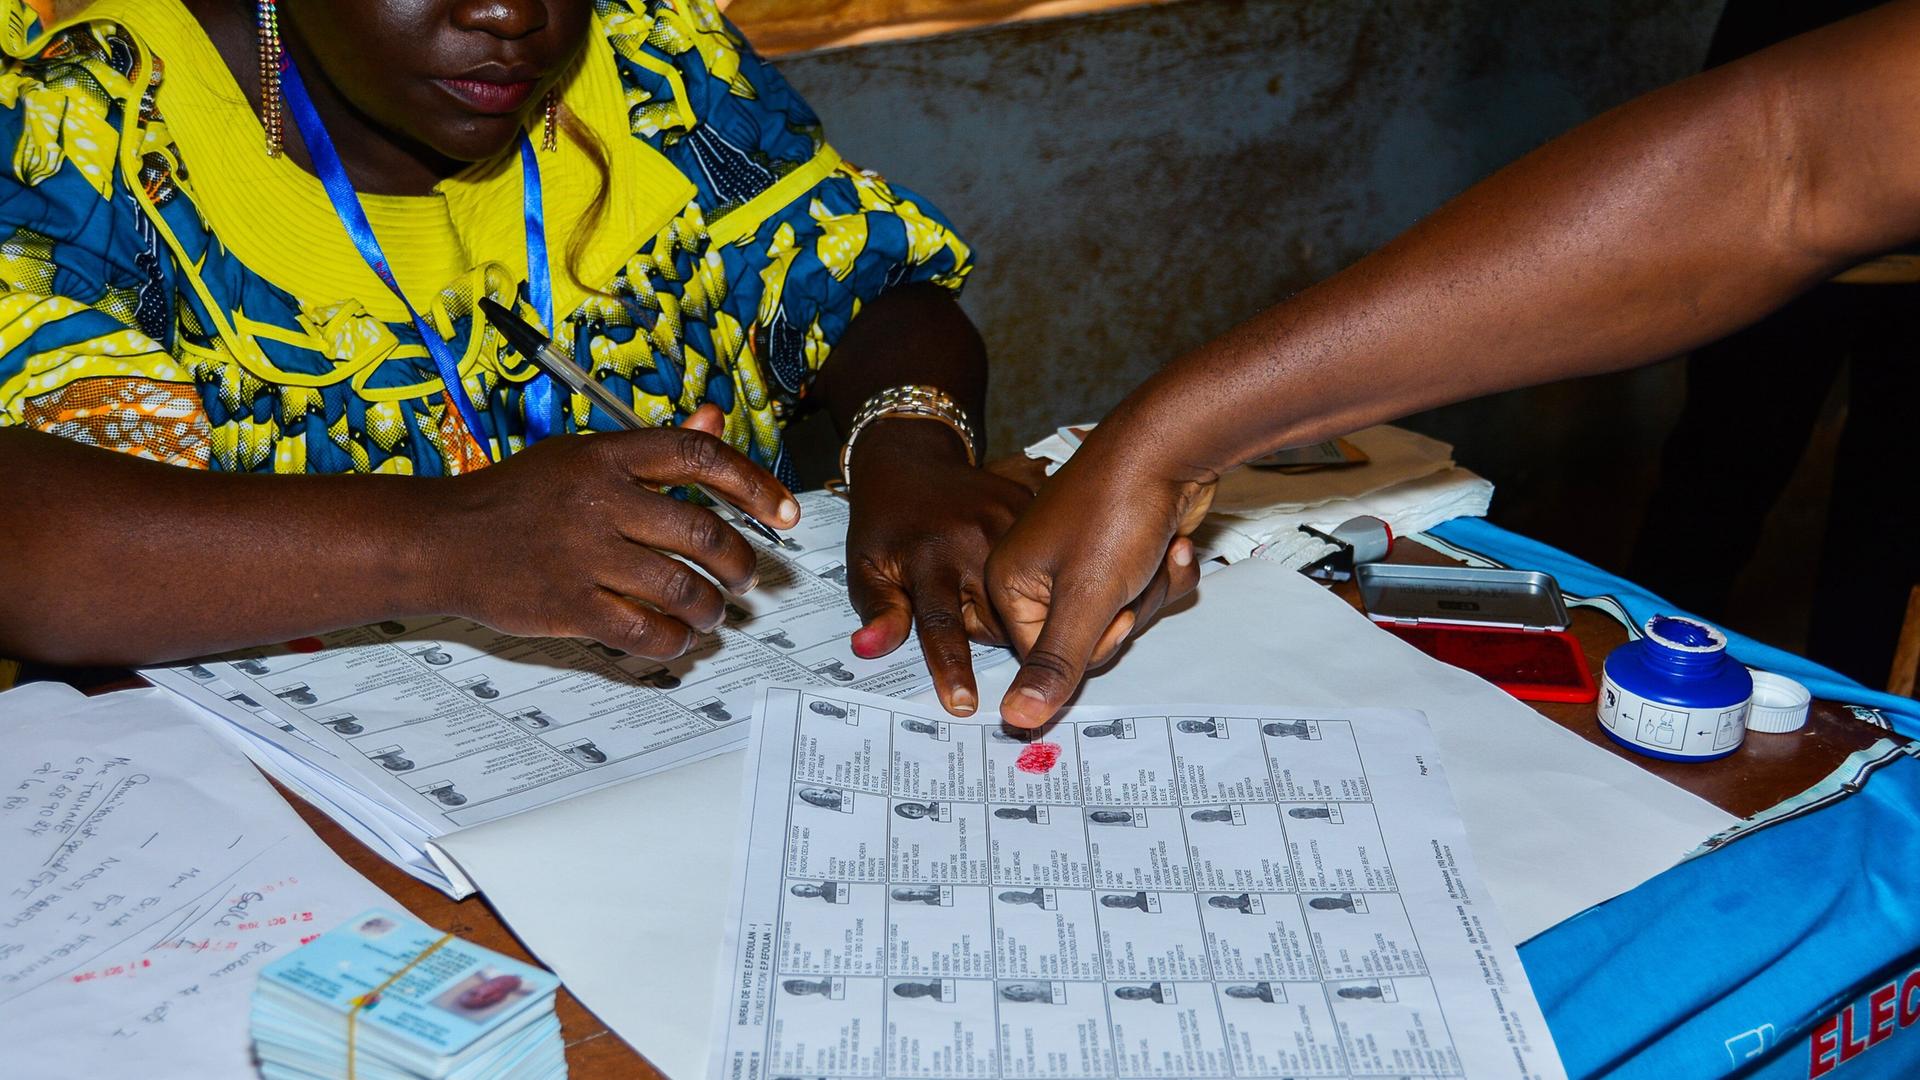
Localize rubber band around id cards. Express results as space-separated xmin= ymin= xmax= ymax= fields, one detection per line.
xmin=345 ymin=930 xmax=456 ymax=1079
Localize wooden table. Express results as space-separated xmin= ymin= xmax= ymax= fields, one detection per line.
xmin=1375 ymin=542 xmax=1902 ymax=820
xmin=61 ymin=541 xmax=1905 ymax=1078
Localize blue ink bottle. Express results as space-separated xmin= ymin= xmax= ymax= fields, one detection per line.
xmin=1597 ymin=615 xmax=1753 ymax=762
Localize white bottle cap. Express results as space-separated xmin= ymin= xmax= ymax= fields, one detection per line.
xmin=1745 ymin=671 xmax=1812 ymax=733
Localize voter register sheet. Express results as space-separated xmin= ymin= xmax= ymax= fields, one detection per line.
xmin=147 ymin=491 xmax=1000 ymax=841
xmin=709 ymin=686 xmax=1564 ymax=1080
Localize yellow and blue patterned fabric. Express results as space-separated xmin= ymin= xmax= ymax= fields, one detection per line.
xmin=0 ymin=0 xmax=972 ymax=484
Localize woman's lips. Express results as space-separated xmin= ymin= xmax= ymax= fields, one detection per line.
xmin=434 ymin=77 xmax=539 ymax=114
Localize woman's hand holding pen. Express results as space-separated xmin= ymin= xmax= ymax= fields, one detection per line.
xmin=434 ymin=404 xmax=797 ymax=660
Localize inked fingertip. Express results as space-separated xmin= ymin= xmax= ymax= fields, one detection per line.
xmin=850 ymin=625 xmax=887 ymax=659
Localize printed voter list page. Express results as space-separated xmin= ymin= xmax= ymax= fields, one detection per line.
xmin=709 ymin=686 xmax=1565 ymax=1080
xmin=149 ymin=490 xmax=1003 ymax=836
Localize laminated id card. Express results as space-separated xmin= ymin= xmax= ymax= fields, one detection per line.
xmin=255 ymin=908 xmax=559 ymax=1058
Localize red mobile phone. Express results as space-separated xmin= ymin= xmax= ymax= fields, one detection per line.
xmin=1380 ymin=622 xmax=1598 ymax=704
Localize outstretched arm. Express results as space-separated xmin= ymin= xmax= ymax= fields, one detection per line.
xmin=987 ymin=0 xmax=1920 ymax=727
xmin=0 ymin=411 xmax=793 ymax=667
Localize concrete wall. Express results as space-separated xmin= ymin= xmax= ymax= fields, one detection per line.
xmin=776 ymin=0 xmax=1726 ymax=573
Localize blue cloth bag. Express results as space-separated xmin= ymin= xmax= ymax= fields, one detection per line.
xmin=1427 ymin=518 xmax=1920 ymax=1078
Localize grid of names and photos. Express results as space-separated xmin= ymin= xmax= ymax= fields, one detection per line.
xmin=750 ymin=693 xmax=1475 ymax=1078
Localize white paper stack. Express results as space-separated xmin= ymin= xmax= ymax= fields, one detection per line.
xmin=251 ymin=908 xmax=564 ymax=1080
xmin=0 ymin=683 xmax=397 ymax=1079
xmin=1025 ymin=423 xmax=1493 ymax=568
xmin=144 ymin=663 xmax=465 ymax=893
xmin=139 ymin=489 xmax=1009 ymax=898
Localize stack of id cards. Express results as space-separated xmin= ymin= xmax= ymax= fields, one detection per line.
xmin=250 ymin=908 xmax=565 ymax=1080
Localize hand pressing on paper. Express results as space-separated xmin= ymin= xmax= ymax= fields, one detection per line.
xmin=438 ymin=404 xmax=798 ymax=660
xmin=843 ymin=423 xmax=1036 ymax=717
xmin=986 ymin=428 xmax=1213 ymax=729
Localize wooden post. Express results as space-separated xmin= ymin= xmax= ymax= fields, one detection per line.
xmin=1891 ymin=585 xmax=1920 ymax=699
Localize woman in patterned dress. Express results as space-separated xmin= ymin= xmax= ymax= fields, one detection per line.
xmin=0 ymin=0 xmax=1023 ymax=716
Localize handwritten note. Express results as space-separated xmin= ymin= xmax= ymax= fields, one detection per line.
xmin=0 ymin=683 xmax=391 ymax=1078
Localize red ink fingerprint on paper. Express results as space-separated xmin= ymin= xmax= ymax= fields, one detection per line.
xmin=1015 ymin=742 xmax=1061 ymax=773
xmin=287 ymin=637 xmax=325 ymax=653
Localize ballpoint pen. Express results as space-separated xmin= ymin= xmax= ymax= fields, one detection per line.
xmin=477 ymin=298 xmax=797 ymax=550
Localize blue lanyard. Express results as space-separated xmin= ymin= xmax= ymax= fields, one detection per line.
xmin=280 ymin=57 xmax=560 ymax=461
xmin=517 ymin=138 xmax=558 ymax=443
